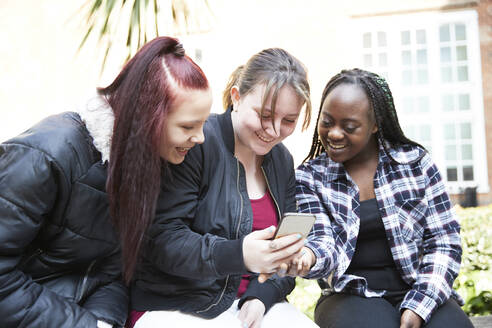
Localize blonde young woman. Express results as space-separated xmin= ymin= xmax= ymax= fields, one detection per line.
xmin=129 ymin=48 xmax=319 ymax=328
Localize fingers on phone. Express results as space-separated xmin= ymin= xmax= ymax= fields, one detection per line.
xmin=272 ymin=238 xmax=304 ymax=262
xmin=271 ymin=233 xmax=303 ymax=250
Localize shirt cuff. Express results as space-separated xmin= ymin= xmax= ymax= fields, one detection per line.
xmin=237 ymin=277 xmax=284 ymax=313
xmin=303 ymin=244 xmax=324 ymax=279
xmin=400 ymin=289 xmax=438 ymax=323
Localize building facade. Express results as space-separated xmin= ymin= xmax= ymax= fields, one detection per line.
xmin=347 ymin=0 xmax=491 ymax=205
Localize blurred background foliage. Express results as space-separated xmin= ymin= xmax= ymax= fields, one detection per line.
xmin=288 ymin=204 xmax=492 ymax=319
xmin=454 ymin=204 xmax=492 ymax=316
xmin=79 ymin=0 xmax=213 ymax=73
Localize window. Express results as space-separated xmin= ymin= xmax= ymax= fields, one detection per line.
xmin=361 ymin=31 xmax=389 ymax=79
xmin=400 ymin=29 xmax=429 ymax=85
xmin=354 ymin=10 xmax=488 ymax=194
xmin=439 ymin=23 xmax=469 ymax=83
xmin=443 ymin=122 xmax=474 ymax=182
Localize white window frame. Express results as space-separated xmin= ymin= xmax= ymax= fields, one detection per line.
xmin=350 ymin=10 xmax=488 ymax=194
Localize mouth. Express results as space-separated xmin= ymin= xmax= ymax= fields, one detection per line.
xmin=176 ymin=146 xmax=192 ymax=154
xmin=255 ymin=131 xmax=275 ymax=143
xmin=328 ymin=142 xmax=347 ymax=150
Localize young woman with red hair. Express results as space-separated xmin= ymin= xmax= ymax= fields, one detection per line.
xmin=0 ymin=36 xmax=211 ymax=328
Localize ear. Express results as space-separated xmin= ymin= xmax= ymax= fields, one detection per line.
xmin=230 ymin=86 xmax=240 ymax=106
xmin=372 ymin=123 xmax=378 ymax=134
xmin=369 ymin=109 xmax=378 ymax=134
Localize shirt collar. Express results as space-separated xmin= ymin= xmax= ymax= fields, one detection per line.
xmin=322 ymin=140 xmax=424 ymax=182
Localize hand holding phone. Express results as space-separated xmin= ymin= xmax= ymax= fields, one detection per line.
xmin=242 ymin=225 xmax=304 ymax=274
xmin=256 ymin=213 xmax=315 ymax=283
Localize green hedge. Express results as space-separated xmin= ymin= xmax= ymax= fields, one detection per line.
xmin=453 ymin=205 xmax=492 ymax=316
xmin=288 ymin=204 xmax=492 ymax=319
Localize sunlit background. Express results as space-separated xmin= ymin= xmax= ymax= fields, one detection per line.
xmin=1 ymin=0 xmax=491 ymax=204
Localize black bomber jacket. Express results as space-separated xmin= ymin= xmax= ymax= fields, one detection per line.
xmin=0 ymin=98 xmax=128 ymax=327
xmin=131 ymin=108 xmax=297 ymax=318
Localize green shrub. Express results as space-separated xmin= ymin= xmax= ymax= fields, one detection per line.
xmin=287 ymin=277 xmax=320 ymax=320
xmin=454 ymin=204 xmax=492 ymax=316
xmin=289 ymin=205 xmax=492 ymax=319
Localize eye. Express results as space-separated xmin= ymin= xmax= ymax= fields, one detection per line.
xmin=344 ymin=126 xmax=357 ymax=133
xmin=256 ymin=110 xmax=271 ymax=119
xmin=181 ymin=126 xmax=194 ymax=131
xmin=283 ymin=118 xmax=296 ymax=124
xmin=321 ymin=119 xmax=333 ymax=127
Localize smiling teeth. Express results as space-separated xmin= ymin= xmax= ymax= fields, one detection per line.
xmin=177 ymin=147 xmax=191 ymax=151
xmin=256 ymin=132 xmax=274 ymax=143
xmin=329 ymin=143 xmax=346 ymax=149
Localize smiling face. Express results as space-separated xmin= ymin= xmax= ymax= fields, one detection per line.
xmin=231 ymin=83 xmax=304 ymax=157
xmin=160 ymin=87 xmax=212 ymax=164
xmin=318 ymin=83 xmax=378 ymax=165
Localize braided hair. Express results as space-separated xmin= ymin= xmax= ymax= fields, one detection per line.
xmin=304 ymin=68 xmax=425 ymax=164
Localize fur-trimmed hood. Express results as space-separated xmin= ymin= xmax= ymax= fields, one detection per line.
xmin=76 ymin=94 xmax=114 ymax=163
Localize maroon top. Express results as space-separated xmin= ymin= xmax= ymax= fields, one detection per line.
xmin=236 ymin=191 xmax=278 ymax=297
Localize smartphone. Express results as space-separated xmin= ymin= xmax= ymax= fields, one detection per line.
xmin=273 ymin=212 xmax=316 ymax=239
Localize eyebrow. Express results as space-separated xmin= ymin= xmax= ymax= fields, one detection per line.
xmin=322 ymin=112 xmax=360 ymax=123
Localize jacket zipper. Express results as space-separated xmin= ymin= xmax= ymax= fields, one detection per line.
xmin=196 ymin=159 xmax=244 ymax=314
xmin=261 ymin=166 xmax=282 ymax=220
xmin=76 ymin=260 xmax=96 ymax=302
xmin=235 ymin=159 xmax=245 ymax=239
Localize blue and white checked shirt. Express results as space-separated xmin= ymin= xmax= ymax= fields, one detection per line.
xmin=296 ymin=142 xmax=462 ymax=323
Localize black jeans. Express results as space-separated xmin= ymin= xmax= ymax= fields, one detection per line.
xmin=314 ymin=293 xmax=473 ymax=328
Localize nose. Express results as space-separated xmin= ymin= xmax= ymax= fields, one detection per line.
xmin=327 ymin=126 xmax=344 ymax=141
xmin=264 ymin=119 xmax=281 ymax=138
xmin=190 ymin=128 xmax=205 ymax=144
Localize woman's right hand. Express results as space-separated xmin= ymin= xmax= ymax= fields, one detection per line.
xmin=242 ymin=226 xmax=304 ymax=274
xmin=280 ymin=246 xmax=316 ymax=277
xmin=258 ymin=246 xmax=316 ymax=282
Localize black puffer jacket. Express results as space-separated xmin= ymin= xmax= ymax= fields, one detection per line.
xmin=0 ymin=109 xmax=128 ymax=327
xmin=131 ymin=108 xmax=297 ymax=318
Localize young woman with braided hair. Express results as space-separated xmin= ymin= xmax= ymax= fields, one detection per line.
xmin=285 ymin=69 xmax=472 ymax=327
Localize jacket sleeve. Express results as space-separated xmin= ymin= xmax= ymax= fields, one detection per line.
xmin=238 ymin=275 xmax=295 ymax=313
xmin=146 ymin=145 xmax=248 ymax=279
xmin=0 ymin=143 xmax=98 ymax=328
xmin=295 ymin=162 xmax=340 ymax=279
xmin=400 ymin=154 xmax=462 ymax=323
xmin=81 ymin=248 xmax=129 ymax=327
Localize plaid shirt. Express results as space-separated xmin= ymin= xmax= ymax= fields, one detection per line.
xmin=296 ymin=142 xmax=462 ymax=323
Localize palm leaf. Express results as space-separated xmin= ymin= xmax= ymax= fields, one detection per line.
xmin=78 ymin=0 xmax=213 ymax=74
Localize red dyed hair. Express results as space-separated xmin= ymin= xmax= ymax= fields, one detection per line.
xmin=98 ymin=36 xmax=208 ymax=283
